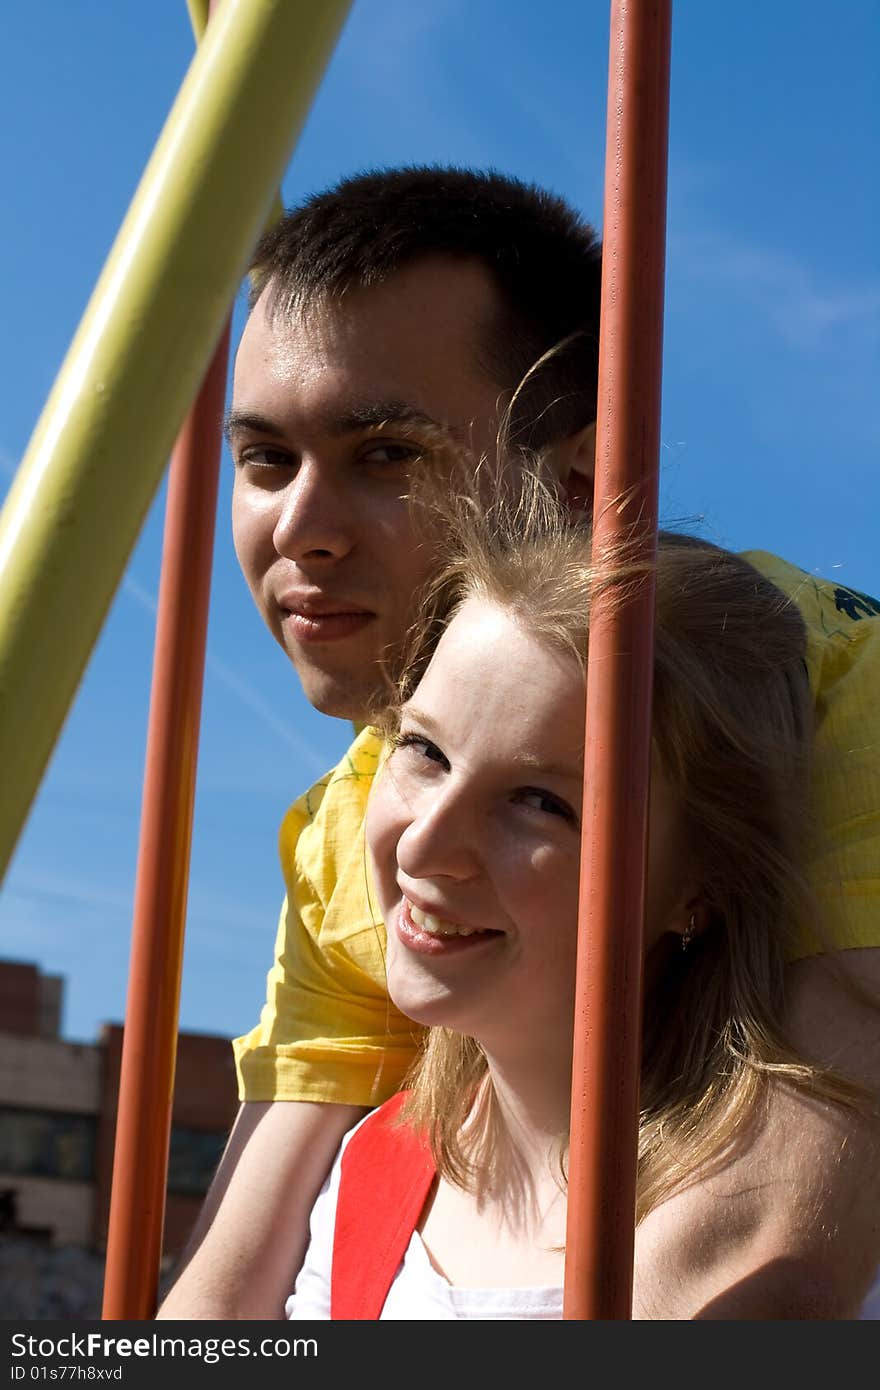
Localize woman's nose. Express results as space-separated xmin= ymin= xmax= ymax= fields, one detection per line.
xmin=395 ymin=788 xmax=480 ymax=884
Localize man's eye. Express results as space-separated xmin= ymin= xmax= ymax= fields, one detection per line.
xmin=516 ymin=788 xmax=578 ymax=824
xmin=360 ymin=442 xmax=421 ymax=467
xmin=391 ymin=731 xmax=449 ymax=768
xmin=237 ymin=446 xmax=292 ymax=469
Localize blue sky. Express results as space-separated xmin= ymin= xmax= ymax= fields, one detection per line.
xmin=1 ymin=0 xmax=877 ymax=1045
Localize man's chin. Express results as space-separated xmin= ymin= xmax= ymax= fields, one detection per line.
xmin=295 ymin=666 xmax=391 ymax=726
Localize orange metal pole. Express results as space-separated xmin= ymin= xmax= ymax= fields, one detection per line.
xmin=101 ymin=318 xmax=230 ymax=1319
xmin=564 ymin=0 xmax=672 ymax=1320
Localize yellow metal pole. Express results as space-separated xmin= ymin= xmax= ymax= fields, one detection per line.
xmin=0 ymin=0 xmax=352 ymax=884
xmin=186 ymin=0 xmax=285 ymax=225
xmin=186 ymin=0 xmax=212 ymax=36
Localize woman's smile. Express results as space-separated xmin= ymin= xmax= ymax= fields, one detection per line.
xmin=394 ymin=896 xmax=504 ymax=955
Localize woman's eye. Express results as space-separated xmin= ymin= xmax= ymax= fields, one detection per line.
xmin=392 ymin=731 xmax=449 ymax=768
xmin=516 ymin=788 xmax=578 ymax=824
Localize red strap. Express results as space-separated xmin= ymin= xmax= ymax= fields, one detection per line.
xmin=331 ymin=1091 xmax=437 ymax=1320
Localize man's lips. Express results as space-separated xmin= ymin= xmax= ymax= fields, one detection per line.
xmin=282 ymin=611 xmax=374 ymax=643
xmin=279 ymin=596 xmax=375 ymax=644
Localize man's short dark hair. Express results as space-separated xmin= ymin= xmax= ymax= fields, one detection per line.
xmin=249 ymin=166 xmax=602 ymax=449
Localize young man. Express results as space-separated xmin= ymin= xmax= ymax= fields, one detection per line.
xmin=158 ymin=167 xmax=880 ymax=1320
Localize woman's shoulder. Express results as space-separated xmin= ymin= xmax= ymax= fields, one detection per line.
xmin=633 ymin=1080 xmax=880 ymax=1318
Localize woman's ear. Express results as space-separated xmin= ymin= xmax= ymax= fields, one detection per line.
xmin=675 ymin=897 xmax=712 ymax=951
xmin=548 ymin=422 xmax=596 ymax=519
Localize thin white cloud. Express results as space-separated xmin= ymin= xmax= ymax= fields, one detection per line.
xmin=668 ymin=225 xmax=880 ymax=348
xmin=120 ymin=573 xmax=158 ymax=616
xmin=2 ymin=861 xmax=282 ymax=978
xmin=345 ymin=0 xmax=464 ymax=70
xmin=2 ymin=459 xmax=326 ymax=775
xmin=5 ymin=869 xmax=275 ymax=943
xmin=4 ymin=867 xmax=133 ymax=917
xmin=122 ymin=573 xmax=328 ymax=774
xmin=204 ymin=651 xmax=328 ymax=773
xmin=779 ymin=285 xmax=880 ymax=341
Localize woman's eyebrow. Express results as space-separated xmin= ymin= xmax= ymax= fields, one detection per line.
xmin=401 ymin=707 xmax=583 ymax=780
xmin=515 ymin=755 xmax=584 ymax=782
xmin=398 ymin=704 xmax=442 ymax=735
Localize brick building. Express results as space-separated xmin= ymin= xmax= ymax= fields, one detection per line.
xmin=0 ymin=958 xmax=238 ymax=1271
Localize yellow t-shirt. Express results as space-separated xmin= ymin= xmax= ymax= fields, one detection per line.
xmin=233 ymin=552 xmax=880 ymax=1105
xmin=232 ymin=729 xmax=421 ymax=1104
xmin=741 ymin=551 xmax=880 ymax=956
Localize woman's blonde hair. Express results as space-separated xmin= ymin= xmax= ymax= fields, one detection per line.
xmin=376 ymin=456 xmax=871 ymax=1221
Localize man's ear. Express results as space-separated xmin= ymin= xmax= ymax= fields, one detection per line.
xmin=550 ymin=422 xmax=596 ymax=517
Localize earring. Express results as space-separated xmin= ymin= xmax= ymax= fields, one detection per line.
xmin=681 ymin=913 xmax=696 ymax=952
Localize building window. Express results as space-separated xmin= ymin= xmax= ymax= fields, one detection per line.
xmin=166 ymin=1128 xmax=227 ymax=1196
xmin=0 ymin=1106 xmax=95 ymax=1182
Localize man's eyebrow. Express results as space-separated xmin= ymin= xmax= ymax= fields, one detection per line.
xmin=224 ymin=402 xmax=466 ymax=445
xmin=223 ymin=410 xmax=284 ymax=444
xmin=329 ymin=401 xmax=469 ymax=450
xmin=332 ymin=402 xmax=444 ymax=435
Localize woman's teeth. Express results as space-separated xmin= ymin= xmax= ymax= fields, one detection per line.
xmin=409 ymin=903 xmax=481 ymax=938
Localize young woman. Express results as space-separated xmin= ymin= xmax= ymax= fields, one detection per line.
xmin=285 ymin=480 xmax=879 ymax=1320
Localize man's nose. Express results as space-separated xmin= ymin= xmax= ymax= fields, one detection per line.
xmin=272 ymin=458 xmax=354 ymax=563
xmin=396 ymin=787 xmax=479 ymax=884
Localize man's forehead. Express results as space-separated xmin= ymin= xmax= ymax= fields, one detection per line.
xmin=230 ymin=270 xmax=508 ymax=449
xmin=240 ymin=257 xmax=503 ymax=357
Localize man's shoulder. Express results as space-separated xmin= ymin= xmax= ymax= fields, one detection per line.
xmin=741 ymin=549 xmax=880 ymax=711
xmin=741 ymin=549 xmax=880 ymax=640
xmin=278 ymin=725 xmax=385 ymax=859
xmin=313 ymin=724 xmax=385 ymax=798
